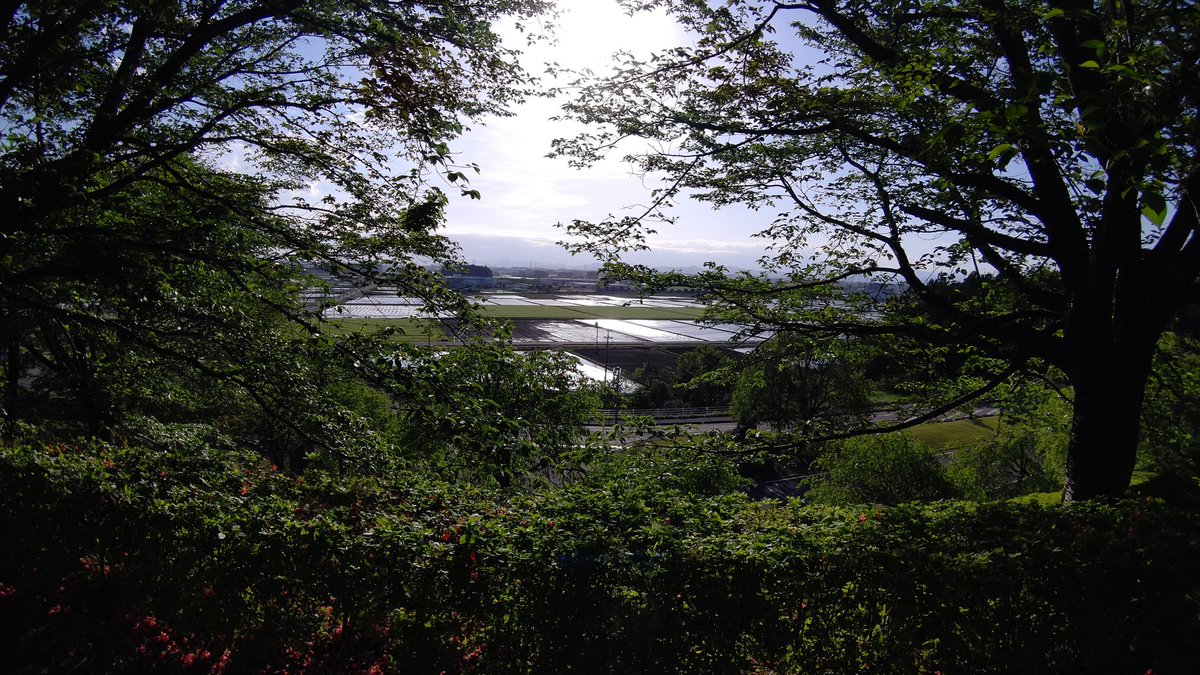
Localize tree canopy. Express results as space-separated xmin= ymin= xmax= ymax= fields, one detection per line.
xmin=555 ymin=0 xmax=1200 ymax=500
xmin=0 ymin=0 xmax=554 ymax=445
xmin=730 ymin=332 xmax=870 ymax=433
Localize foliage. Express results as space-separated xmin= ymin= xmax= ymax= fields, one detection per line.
xmin=441 ymin=264 xmax=495 ymax=278
xmin=582 ymin=444 xmax=752 ymax=498
xmin=373 ymin=342 xmax=603 ymax=487
xmin=0 ymin=0 xmax=553 ymax=448
xmin=673 ymin=345 xmax=737 ymax=407
xmin=949 ymin=430 xmax=1063 ymax=501
xmin=731 ymin=333 xmax=871 ymax=433
xmin=807 ymin=434 xmax=959 ymax=506
xmin=3 ymin=440 xmax=1199 ymax=673
xmin=627 ymin=345 xmax=736 ymax=409
xmin=1140 ymin=334 xmax=1200 ymax=479
xmin=554 ymin=0 xmax=1200 ymax=500
xmin=628 ymin=363 xmax=680 ymax=408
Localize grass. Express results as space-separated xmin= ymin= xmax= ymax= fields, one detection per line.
xmin=1130 ymin=469 xmax=1156 ymax=486
xmin=868 ymin=389 xmax=910 ymax=406
xmin=905 ymin=416 xmax=999 ymax=449
xmin=322 ymin=318 xmax=450 ymax=343
xmin=1010 ymin=471 xmax=1177 ymax=507
xmin=1009 ymin=490 xmax=1063 ymax=505
xmin=1130 ymin=471 xmax=1200 ymax=506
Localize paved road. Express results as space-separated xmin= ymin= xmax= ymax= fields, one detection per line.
xmin=587 ymin=405 xmax=1000 ymax=436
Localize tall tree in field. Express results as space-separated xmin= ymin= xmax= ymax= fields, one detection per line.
xmin=554 ymin=0 xmax=1199 ymax=500
xmin=0 ymin=0 xmax=553 ymax=439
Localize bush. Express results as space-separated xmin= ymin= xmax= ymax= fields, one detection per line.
xmin=2 ymin=440 xmax=1199 ymax=673
xmin=807 ymin=433 xmax=959 ymax=505
xmin=949 ymin=430 xmax=1062 ymax=500
xmin=1140 ymin=334 xmax=1200 ymax=478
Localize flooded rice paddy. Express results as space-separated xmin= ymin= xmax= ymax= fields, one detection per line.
xmin=324 ymin=291 xmax=768 ymax=384
xmin=326 ymin=292 xmax=766 ymax=347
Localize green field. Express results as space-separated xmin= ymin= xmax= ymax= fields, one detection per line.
xmin=904 ymin=416 xmax=999 ymax=449
xmin=322 ymin=318 xmax=451 ymax=343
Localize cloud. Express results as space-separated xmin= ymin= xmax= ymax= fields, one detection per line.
xmin=646 ymin=237 xmax=771 ymax=255
xmin=443 ymin=2 xmax=690 ymax=249
xmin=437 ymin=2 xmax=802 ymax=271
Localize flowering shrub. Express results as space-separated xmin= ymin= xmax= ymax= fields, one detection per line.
xmin=1 ymin=440 xmax=1198 ymax=673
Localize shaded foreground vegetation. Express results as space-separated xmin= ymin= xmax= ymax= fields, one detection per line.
xmin=3 ymin=441 xmax=1198 ymax=673
xmin=3 ymin=0 xmax=1200 ymax=670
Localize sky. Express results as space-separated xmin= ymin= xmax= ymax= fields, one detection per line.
xmin=441 ymin=1 xmax=779 ymax=270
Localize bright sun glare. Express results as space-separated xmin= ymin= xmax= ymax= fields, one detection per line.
xmin=528 ymin=1 xmax=681 ymax=72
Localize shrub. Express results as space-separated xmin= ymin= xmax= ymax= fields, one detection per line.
xmin=807 ymin=433 xmax=959 ymax=505
xmin=949 ymin=430 xmax=1062 ymax=500
xmin=2 ymin=440 xmax=1198 ymax=673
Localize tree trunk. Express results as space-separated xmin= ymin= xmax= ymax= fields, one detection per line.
xmin=1061 ymin=340 xmax=1156 ymax=502
xmin=3 ymin=337 xmax=19 ymax=437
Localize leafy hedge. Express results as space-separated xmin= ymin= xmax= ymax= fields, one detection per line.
xmin=2 ymin=441 xmax=1198 ymax=673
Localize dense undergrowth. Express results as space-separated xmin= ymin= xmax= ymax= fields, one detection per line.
xmin=2 ymin=440 xmax=1198 ymax=673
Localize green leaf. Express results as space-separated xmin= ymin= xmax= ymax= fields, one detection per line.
xmin=988 ymin=143 xmax=1015 ymax=161
xmin=1079 ymin=60 xmax=1101 ymax=69
xmin=1141 ymin=190 xmax=1168 ymax=226
xmin=1141 ymin=206 xmax=1168 ymax=226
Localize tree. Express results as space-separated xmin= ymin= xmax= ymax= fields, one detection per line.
xmin=379 ymin=343 xmax=602 ymax=488
xmin=949 ymin=431 xmax=1063 ymax=499
xmin=555 ymin=0 xmax=1200 ymax=501
xmin=442 ymin=264 xmax=495 ymax=278
xmin=628 ymin=365 xmax=679 ymax=408
xmin=730 ymin=332 xmax=870 ymax=432
xmin=806 ymin=433 xmax=958 ymax=505
xmin=0 ymin=0 xmax=553 ymax=441
xmin=673 ymin=345 xmax=736 ymax=406
xmin=1138 ymin=333 xmax=1200 ymax=480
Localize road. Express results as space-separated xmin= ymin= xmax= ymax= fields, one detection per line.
xmin=586 ymin=405 xmax=1001 ymax=438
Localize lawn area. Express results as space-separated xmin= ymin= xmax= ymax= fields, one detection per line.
xmin=322 ymin=318 xmax=450 ymax=343
xmin=905 ymin=416 xmax=999 ymax=449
